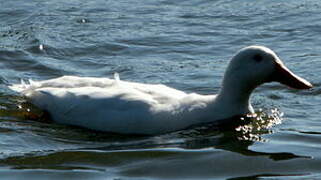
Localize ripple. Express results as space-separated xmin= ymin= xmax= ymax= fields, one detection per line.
xmin=0 ymin=26 xmax=38 ymax=51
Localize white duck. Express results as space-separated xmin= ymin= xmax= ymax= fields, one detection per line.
xmin=9 ymin=46 xmax=312 ymax=135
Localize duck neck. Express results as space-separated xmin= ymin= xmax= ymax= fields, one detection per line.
xmin=216 ymin=78 xmax=256 ymax=114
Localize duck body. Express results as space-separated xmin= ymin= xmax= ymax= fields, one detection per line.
xmin=10 ymin=76 xmax=251 ymax=134
xmin=9 ymin=46 xmax=312 ymax=135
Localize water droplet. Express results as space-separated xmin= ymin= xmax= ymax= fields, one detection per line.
xmin=80 ymin=19 xmax=87 ymax=23
xmin=39 ymin=44 xmax=44 ymax=50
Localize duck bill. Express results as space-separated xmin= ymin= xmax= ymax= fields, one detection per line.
xmin=270 ymin=61 xmax=313 ymax=89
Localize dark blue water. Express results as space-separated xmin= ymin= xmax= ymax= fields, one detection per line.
xmin=0 ymin=0 xmax=321 ymax=179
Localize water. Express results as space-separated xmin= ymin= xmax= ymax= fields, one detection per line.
xmin=0 ymin=0 xmax=321 ymax=179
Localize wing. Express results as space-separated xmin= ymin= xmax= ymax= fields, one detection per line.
xmin=23 ymin=83 xmax=186 ymax=133
xmin=10 ymin=75 xmax=187 ymax=100
xmin=10 ymin=76 xmax=194 ymax=134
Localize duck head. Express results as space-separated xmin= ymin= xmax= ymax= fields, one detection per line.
xmin=222 ymin=46 xmax=312 ymax=92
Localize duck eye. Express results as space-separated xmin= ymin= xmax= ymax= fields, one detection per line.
xmin=253 ymin=54 xmax=263 ymax=62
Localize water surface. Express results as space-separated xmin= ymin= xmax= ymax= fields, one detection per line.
xmin=0 ymin=0 xmax=321 ymax=179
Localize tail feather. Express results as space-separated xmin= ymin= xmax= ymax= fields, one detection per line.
xmin=9 ymin=79 xmax=36 ymax=93
xmin=21 ymin=79 xmax=27 ymax=88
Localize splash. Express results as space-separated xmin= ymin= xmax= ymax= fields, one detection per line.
xmin=235 ymin=108 xmax=284 ymax=141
